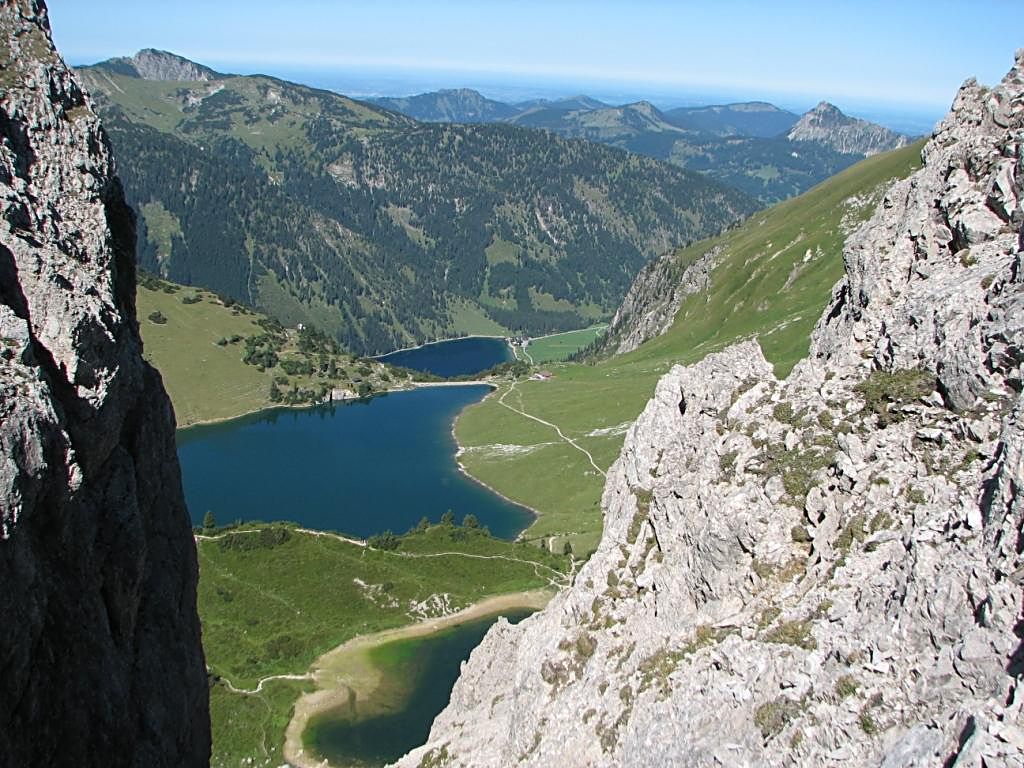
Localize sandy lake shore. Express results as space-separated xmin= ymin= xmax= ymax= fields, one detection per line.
xmin=282 ymin=589 xmax=553 ymax=768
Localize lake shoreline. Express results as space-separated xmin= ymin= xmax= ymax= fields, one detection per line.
xmin=374 ymin=333 xmax=509 ymax=359
xmin=179 ymin=382 xmax=533 ymax=539
xmin=282 ymin=589 xmax=552 ymax=768
xmin=448 ymin=382 xmax=552 ymax=540
xmin=175 ymin=380 xmax=496 ymax=432
xmin=449 ymin=387 xmax=544 ymax=543
xmin=176 ymin=325 xmax=604 ymax=430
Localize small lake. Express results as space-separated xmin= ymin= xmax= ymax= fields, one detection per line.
xmin=177 ymin=385 xmax=532 ymax=539
xmin=304 ymin=609 xmax=533 ymax=767
xmin=376 ymin=336 xmax=513 ymax=378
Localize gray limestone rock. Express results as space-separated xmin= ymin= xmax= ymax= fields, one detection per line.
xmin=393 ymin=50 xmax=1024 ymax=768
xmin=0 ymin=2 xmax=210 ymax=766
xmin=595 ymin=246 xmax=721 ymax=356
xmin=787 ymin=101 xmax=911 ymax=156
xmin=104 ymin=47 xmax=220 ymax=82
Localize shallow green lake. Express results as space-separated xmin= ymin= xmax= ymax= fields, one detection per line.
xmin=304 ymin=609 xmax=532 ymax=766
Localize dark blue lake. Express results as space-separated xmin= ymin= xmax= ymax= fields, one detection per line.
xmin=177 ymin=385 xmax=532 ymax=539
xmin=377 ymin=336 xmax=513 ymax=378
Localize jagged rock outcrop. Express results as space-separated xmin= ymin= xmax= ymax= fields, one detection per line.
xmin=788 ymin=101 xmax=910 ymax=156
xmin=595 ymin=246 xmax=720 ymax=356
xmin=102 ymin=48 xmax=219 ymax=81
xmin=395 ymin=52 xmax=1024 ymax=768
xmin=0 ymin=3 xmax=209 ymax=766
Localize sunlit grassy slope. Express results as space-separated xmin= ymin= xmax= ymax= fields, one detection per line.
xmin=137 ymin=284 xmax=272 ymax=425
xmin=525 ymin=325 xmax=607 ymax=363
xmin=457 ymin=141 xmax=925 ymax=554
xmin=137 ymin=279 xmax=406 ymax=426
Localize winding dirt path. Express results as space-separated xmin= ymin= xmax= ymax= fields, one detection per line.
xmin=497 ymin=380 xmax=606 ymax=477
xmin=219 ymin=672 xmax=314 ymax=696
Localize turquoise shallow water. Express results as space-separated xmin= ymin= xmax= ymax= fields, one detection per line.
xmin=304 ymin=609 xmax=533 ymax=767
xmin=377 ymin=335 xmax=513 ymax=377
xmin=177 ymin=384 xmax=532 ymax=539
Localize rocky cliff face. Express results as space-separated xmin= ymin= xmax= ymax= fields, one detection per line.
xmin=395 ymin=52 xmax=1024 ymax=768
xmin=0 ymin=3 xmax=209 ymax=766
xmin=595 ymin=245 xmax=720 ymax=356
xmin=789 ymin=101 xmax=910 ymax=156
xmin=102 ymin=48 xmax=219 ymax=81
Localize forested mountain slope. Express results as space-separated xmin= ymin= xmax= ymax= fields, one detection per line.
xmin=370 ymin=85 xmax=910 ymax=204
xmin=77 ymin=52 xmax=755 ymax=354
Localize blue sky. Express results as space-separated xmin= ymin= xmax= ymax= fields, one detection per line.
xmin=47 ymin=1 xmax=1020 ymax=125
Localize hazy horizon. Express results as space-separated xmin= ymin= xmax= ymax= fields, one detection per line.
xmin=63 ymin=50 xmax=949 ymax=136
xmin=235 ymin=63 xmax=947 ymax=136
xmin=50 ymin=1 xmax=1022 ymax=137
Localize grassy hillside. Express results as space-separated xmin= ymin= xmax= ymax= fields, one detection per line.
xmin=136 ymin=276 xmax=410 ymax=426
xmin=524 ymin=325 xmax=607 ymax=363
xmin=456 ymin=142 xmax=926 ymax=555
xmin=79 ymin=56 xmax=754 ymax=355
xmin=199 ymin=522 xmax=567 ymax=767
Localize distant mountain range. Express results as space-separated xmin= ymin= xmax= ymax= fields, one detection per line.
xmin=77 ymin=50 xmax=755 ymax=354
xmin=370 ymin=89 xmax=911 ymax=203
xmin=663 ymin=101 xmax=799 ymax=137
xmin=367 ymin=88 xmax=521 ymax=123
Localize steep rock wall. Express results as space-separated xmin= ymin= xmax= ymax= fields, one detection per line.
xmin=594 ymin=245 xmax=720 ymax=357
xmin=395 ymin=52 xmax=1024 ymax=768
xmin=0 ymin=2 xmax=210 ymax=766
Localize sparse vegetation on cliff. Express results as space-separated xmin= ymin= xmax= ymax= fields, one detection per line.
xmin=456 ymin=142 xmax=924 ymax=550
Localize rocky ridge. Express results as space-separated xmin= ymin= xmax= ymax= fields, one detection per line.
xmin=394 ymin=52 xmax=1024 ymax=768
xmin=0 ymin=3 xmax=209 ymax=766
xmin=103 ymin=48 xmax=219 ymax=81
xmin=596 ymin=245 xmax=720 ymax=356
xmin=788 ymin=100 xmax=910 ymax=156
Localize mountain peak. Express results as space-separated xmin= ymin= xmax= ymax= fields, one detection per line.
xmin=97 ymin=49 xmax=220 ymax=81
xmin=809 ymin=100 xmax=843 ymax=116
xmin=627 ymin=100 xmax=661 ymax=117
xmin=368 ymin=88 xmax=519 ymax=122
xmin=788 ymin=101 xmax=909 ymax=156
